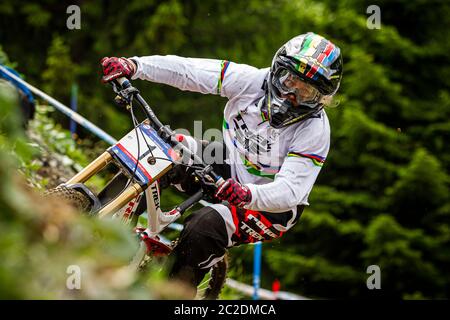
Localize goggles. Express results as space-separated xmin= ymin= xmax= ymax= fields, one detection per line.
xmin=272 ymin=67 xmax=322 ymax=106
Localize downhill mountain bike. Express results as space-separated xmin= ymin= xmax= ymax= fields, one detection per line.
xmin=45 ymin=77 xmax=228 ymax=299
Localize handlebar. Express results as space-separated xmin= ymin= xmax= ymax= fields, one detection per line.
xmin=111 ymin=77 xmax=225 ymax=191
xmin=115 ymin=77 xmax=129 ymax=87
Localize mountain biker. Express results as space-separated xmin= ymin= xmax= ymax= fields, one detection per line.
xmin=100 ymin=32 xmax=343 ymax=292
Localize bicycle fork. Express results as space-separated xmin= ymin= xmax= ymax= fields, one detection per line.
xmin=65 ymin=151 xmax=144 ymax=218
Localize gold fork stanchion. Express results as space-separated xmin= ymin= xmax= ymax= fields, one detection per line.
xmin=67 ymin=151 xmax=113 ymax=184
xmin=98 ymin=182 xmax=143 ymax=218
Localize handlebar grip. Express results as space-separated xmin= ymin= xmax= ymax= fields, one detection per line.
xmin=177 ymin=190 xmax=204 ymax=214
xmin=215 ymin=176 xmax=226 ymax=188
xmin=114 ymin=77 xmax=131 ymax=89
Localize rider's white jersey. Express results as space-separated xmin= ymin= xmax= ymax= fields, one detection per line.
xmin=131 ymin=55 xmax=330 ymax=222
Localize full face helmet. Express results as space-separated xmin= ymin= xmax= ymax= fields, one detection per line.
xmin=263 ymin=32 xmax=343 ymax=128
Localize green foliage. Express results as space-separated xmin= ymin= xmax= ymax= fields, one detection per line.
xmin=0 ymin=84 xmax=192 ymax=299
xmin=1 ymin=0 xmax=449 ymax=299
xmin=265 ymin=249 xmax=363 ymax=298
xmin=133 ymin=0 xmax=187 ymax=54
xmin=362 ymin=214 xmax=445 ymax=298
xmin=0 ymin=45 xmax=16 ymax=68
xmin=31 ymin=105 xmax=89 ymax=167
xmin=42 ymin=35 xmax=75 ymax=103
xmin=0 ymin=81 xmax=22 ymax=140
xmin=386 ymin=148 xmax=449 ymax=229
xmin=25 ymin=104 xmax=108 ymax=191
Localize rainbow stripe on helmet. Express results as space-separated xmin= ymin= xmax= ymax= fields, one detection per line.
xmin=294 ymin=33 xmax=340 ymax=81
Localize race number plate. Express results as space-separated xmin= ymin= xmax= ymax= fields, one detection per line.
xmin=109 ymin=122 xmax=176 ymax=185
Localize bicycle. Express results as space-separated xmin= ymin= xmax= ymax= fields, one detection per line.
xmin=45 ymin=77 xmax=228 ymax=299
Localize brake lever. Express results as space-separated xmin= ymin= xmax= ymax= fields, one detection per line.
xmin=110 ymin=79 xmax=121 ymax=94
xmin=194 ymin=165 xmax=225 ymax=190
xmin=110 ymin=78 xmax=140 ymax=109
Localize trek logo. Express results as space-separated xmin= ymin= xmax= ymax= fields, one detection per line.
xmin=240 ymin=221 xmax=264 ymax=241
xmin=239 ymin=214 xmax=278 ymax=241
xmin=248 ymin=214 xmax=277 ymax=238
xmin=123 ymin=200 xmax=136 ymax=219
xmin=150 ymin=184 xmax=160 ymax=211
xmin=118 ymin=193 xmax=142 ymax=223
xmin=233 ymin=114 xmax=272 ymax=155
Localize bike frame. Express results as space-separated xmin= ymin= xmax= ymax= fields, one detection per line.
xmin=63 ymin=77 xmax=224 ymax=242
xmin=64 ymin=122 xmax=182 ymax=236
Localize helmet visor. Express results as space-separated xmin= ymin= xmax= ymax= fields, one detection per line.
xmin=272 ymin=67 xmax=322 ymax=106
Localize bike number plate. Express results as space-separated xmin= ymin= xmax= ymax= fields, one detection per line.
xmin=109 ymin=123 xmax=176 ymax=185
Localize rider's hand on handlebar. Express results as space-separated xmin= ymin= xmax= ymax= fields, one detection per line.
xmin=215 ymin=178 xmax=252 ymax=208
xmin=100 ymin=57 xmax=136 ymax=83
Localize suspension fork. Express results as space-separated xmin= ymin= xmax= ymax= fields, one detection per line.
xmin=65 ymin=151 xmax=144 ymax=219
xmin=67 ymin=151 xmax=112 ymax=184
xmin=98 ymin=182 xmax=144 ymax=219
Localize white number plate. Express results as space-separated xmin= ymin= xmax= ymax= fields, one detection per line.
xmin=109 ymin=122 xmax=176 ymax=185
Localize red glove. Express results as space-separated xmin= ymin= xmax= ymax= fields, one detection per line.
xmin=215 ymin=178 xmax=252 ymax=207
xmin=100 ymin=57 xmax=136 ymax=83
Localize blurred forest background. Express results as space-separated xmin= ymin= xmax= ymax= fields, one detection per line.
xmin=0 ymin=0 xmax=449 ymax=299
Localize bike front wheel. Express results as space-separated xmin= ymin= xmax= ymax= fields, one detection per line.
xmin=44 ymin=185 xmax=92 ymax=212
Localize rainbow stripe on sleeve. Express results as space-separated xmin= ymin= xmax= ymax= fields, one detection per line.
xmin=287 ymin=152 xmax=326 ymax=167
xmin=217 ymin=60 xmax=230 ymax=94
